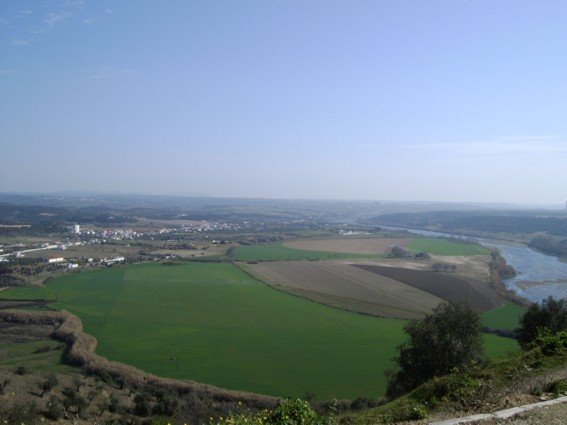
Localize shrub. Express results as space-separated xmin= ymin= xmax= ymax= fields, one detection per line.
xmin=383 ymin=400 xmax=428 ymax=422
xmin=62 ymin=386 xmax=88 ymax=414
xmin=0 ymin=401 xmax=39 ymax=424
xmin=527 ymin=328 xmax=567 ymax=355
xmin=390 ymin=246 xmax=410 ymax=258
xmin=39 ymin=374 xmax=59 ymax=397
xmin=267 ymin=399 xmax=326 ymax=425
xmin=109 ymin=394 xmax=123 ymax=413
xmin=44 ymin=397 xmax=64 ymax=420
xmin=516 ymin=297 xmax=567 ymax=349
xmin=152 ymin=390 xmax=178 ymax=416
xmin=134 ymin=393 xmax=152 ymax=416
xmin=15 ymin=365 xmax=30 ymax=375
xmin=350 ymin=396 xmax=380 ymax=410
xmin=547 ymin=379 xmax=567 ymax=396
xmin=0 ymin=379 xmax=9 ymax=394
xmin=211 ymin=399 xmax=328 ymax=425
xmin=34 ymin=345 xmax=52 ymax=353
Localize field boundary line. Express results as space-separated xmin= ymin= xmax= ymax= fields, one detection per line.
xmin=429 ymin=395 xmax=567 ymax=425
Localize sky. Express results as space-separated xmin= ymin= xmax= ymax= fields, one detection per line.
xmin=1 ymin=0 xmax=566 ymax=205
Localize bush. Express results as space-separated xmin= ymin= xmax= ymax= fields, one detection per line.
xmin=527 ymin=328 xmax=567 ymax=355
xmin=211 ymin=399 xmax=328 ymax=425
xmin=387 ymin=301 xmax=483 ymax=397
xmin=516 ymin=297 xmax=567 ymax=349
xmin=152 ymin=389 xmax=178 ymax=416
xmin=62 ymin=386 xmax=88 ymax=414
xmin=381 ymin=400 xmax=428 ymax=422
xmin=39 ymin=374 xmax=59 ymax=397
xmin=44 ymin=397 xmax=64 ymax=420
xmin=0 ymin=401 xmax=39 ymax=424
xmin=134 ymin=393 xmax=152 ymax=416
xmin=547 ymin=379 xmax=567 ymax=396
xmin=350 ymin=396 xmax=381 ymax=410
xmin=15 ymin=365 xmax=30 ymax=375
xmin=267 ymin=399 xmax=326 ymax=425
xmin=108 ymin=394 xmax=124 ymax=413
xmin=0 ymin=379 xmax=9 ymax=395
xmin=390 ymin=246 xmax=410 ymax=258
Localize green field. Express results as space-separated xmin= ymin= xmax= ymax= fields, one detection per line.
xmin=233 ymin=238 xmax=489 ymax=262
xmin=409 ymin=238 xmax=491 ymax=256
xmin=2 ymin=263 xmax=518 ymax=399
xmin=0 ymin=340 xmax=74 ymax=374
xmin=232 ymin=243 xmax=383 ymax=262
xmin=483 ymin=302 xmax=526 ymax=331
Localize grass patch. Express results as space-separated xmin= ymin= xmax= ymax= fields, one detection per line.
xmin=232 ymin=243 xmax=383 ymax=262
xmin=409 ymin=238 xmax=490 ymax=256
xmin=1 ymin=285 xmax=56 ymax=300
xmin=483 ymin=303 xmax=526 ymax=331
xmin=0 ymin=340 xmax=73 ymax=373
xmin=483 ymin=333 xmax=519 ymax=357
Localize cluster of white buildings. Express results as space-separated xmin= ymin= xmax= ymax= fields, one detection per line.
xmin=102 ymin=256 xmax=125 ymax=265
xmin=157 ymin=221 xmax=240 ymax=236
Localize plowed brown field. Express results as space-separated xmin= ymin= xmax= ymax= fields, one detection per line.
xmin=244 ymin=260 xmax=443 ymax=319
xmin=354 ymin=264 xmax=503 ymax=312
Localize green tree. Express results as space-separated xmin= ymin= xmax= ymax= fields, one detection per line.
xmin=387 ymin=301 xmax=483 ymax=397
xmin=516 ymin=297 xmax=567 ymax=349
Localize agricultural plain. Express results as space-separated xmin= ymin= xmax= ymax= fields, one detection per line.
xmin=3 ymin=263 xmax=408 ymax=399
xmin=2 ymin=262 xmax=518 ymax=399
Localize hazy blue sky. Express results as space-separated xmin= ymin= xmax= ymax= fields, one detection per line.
xmin=1 ymin=0 xmax=566 ymax=204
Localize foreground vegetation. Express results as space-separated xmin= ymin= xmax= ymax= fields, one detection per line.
xmin=345 ymin=346 xmax=567 ymax=424
xmin=344 ymin=298 xmax=567 ymax=424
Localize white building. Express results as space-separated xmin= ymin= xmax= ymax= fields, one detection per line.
xmin=47 ymin=256 xmax=65 ymax=263
xmin=74 ymin=224 xmax=80 ymax=234
xmin=103 ymin=256 xmax=125 ymax=265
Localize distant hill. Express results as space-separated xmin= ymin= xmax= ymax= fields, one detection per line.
xmin=367 ymin=210 xmax=567 ymax=236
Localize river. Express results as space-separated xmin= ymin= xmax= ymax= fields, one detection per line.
xmin=383 ymin=226 xmax=567 ymax=302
